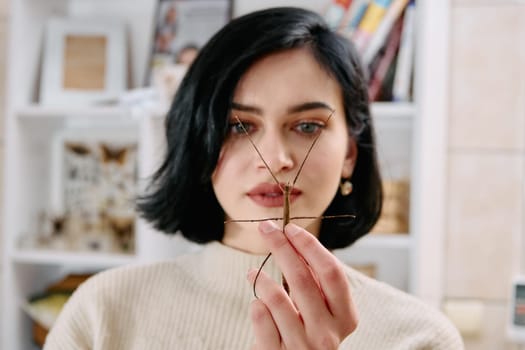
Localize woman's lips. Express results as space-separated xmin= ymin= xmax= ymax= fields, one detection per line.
xmin=247 ymin=183 xmax=302 ymax=208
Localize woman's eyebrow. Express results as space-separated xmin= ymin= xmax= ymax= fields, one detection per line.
xmin=287 ymin=101 xmax=335 ymax=114
xmin=231 ymin=102 xmax=263 ymax=115
xmin=231 ymin=101 xmax=334 ymax=115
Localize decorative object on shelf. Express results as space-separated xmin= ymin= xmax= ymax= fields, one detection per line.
xmin=22 ymin=274 xmax=93 ymax=347
xmin=146 ymin=0 xmax=233 ymax=84
xmin=118 ymin=87 xmax=160 ymax=110
xmin=151 ymin=63 xmax=188 ymax=110
xmin=40 ymin=18 xmax=127 ymax=106
xmin=371 ymin=179 xmax=410 ymax=234
xmin=24 ymin=128 xmax=139 ymax=253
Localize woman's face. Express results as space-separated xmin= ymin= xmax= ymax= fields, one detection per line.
xmin=212 ymin=47 xmax=357 ymax=253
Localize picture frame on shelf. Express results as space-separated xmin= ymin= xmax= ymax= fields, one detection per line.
xmin=29 ymin=127 xmax=140 ymax=254
xmin=39 ymin=18 xmax=127 ymax=106
xmin=146 ymin=0 xmax=233 ymax=85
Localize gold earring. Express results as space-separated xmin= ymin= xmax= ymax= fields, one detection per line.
xmin=340 ymin=179 xmax=353 ymax=196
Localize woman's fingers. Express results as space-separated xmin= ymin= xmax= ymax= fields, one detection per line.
xmin=250 ymin=299 xmax=281 ymax=350
xmin=257 ymin=220 xmax=358 ymax=338
xmin=250 ymin=221 xmax=359 ymax=349
xmin=248 ymin=269 xmax=308 ymax=349
xmin=257 ymin=221 xmax=330 ymax=325
xmin=283 ymin=223 xmax=358 ymax=334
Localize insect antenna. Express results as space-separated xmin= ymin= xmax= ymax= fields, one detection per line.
xmin=291 ymin=109 xmax=334 ymax=187
xmin=227 ymin=111 xmax=339 ymax=297
xmin=226 ymin=110 xmax=357 ymax=224
xmin=223 ymin=116 xmax=282 ymax=297
xmin=232 ymin=116 xmax=283 ymax=193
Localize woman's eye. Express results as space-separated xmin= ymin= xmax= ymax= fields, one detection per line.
xmin=229 ymin=121 xmax=254 ymax=135
xmin=294 ymin=122 xmax=324 ymax=135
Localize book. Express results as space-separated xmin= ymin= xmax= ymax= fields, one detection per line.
xmin=352 ymin=0 xmax=392 ymax=52
xmin=361 ymin=0 xmax=409 ymax=66
xmin=324 ymin=0 xmax=354 ymax=30
xmin=368 ymin=15 xmax=403 ymax=101
xmin=392 ymin=0 xmax=415 ymax=102
xmin=338 ymin=0 xmax=370 ymax=34
xmin=377 ymin=54 xmax=397 ymax=101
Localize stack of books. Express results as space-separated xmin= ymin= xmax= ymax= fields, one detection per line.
xmin=323 ymin=0 xmax=416 ymax=102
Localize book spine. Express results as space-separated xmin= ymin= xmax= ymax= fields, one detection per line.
xmin=324 ymin=0 xmax=353 ymax=29
xmin=338 ymin=0 xmax=370 ymax=33
xmin=352 ymin=0 xmax=392 ymax=52
xmin=361 ymin=0 xmax=409 ymax=65
xmin=368 ymin=16 xmax=403 ymax=101
xmin=392 ymin=1 xmax=415 ymax=102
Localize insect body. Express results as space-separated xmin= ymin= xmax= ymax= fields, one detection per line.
xmin=282 ymin=183 xmax=291 ymax=230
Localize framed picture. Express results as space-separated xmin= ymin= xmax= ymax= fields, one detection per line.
xmin=42 ymin=128 xmax=138 ymax=253
xmin=146 ymin=0 xmax=233 ymax=84
xmin=40 ymin=18 xmax=127 ymax=106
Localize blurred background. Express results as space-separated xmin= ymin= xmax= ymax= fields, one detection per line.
xmin=0 ymin=0 xmax=524 ymax=349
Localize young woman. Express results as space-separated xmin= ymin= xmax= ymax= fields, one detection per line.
xmin=44 ymin=7 xmax=463 ymax=350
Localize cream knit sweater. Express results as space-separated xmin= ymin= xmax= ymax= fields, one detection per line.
xmin=44 ymin=242 xmax=463 ymax=349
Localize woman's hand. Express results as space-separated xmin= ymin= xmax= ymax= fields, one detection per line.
xmin=248 ymin=220 xmax=358 ymax=350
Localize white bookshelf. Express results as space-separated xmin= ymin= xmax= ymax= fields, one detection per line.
xmin=11 ymin=249 xmax=135 ymax=267
xmin=16 ymin=105 xmax=133 ymax=119
xmin=353 ymin=233 xmax=411 ymax=249
xmin=371 ymin=101 xmax=415 ymax=119
xmin=2 ymin=1 xmax=450 ymax=349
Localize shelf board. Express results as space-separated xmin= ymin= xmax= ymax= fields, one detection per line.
xmin=11 ymin=249 xmax=136 ymax=267
xmin=351 ymin=233 xmax=411 ymax=249
xmin=16 ymin=104 xmax=133 ymax=119
xmin=371 ymin=102 xmax=415 ymax=119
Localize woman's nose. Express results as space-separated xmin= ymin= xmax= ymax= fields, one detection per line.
xmin=255 ymin=130 xmax=295 ymax=174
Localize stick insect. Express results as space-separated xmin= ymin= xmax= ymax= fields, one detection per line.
xmin=225 ymin=110 xmax=356 ymax=298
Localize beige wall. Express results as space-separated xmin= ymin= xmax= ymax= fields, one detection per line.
xmin=0 ymin=0 xmax=7 ymax=322
xmin=0 ymin=2 xmax=6 ymax=134
xmin=447 ymin=0 xmax=525 ymax=349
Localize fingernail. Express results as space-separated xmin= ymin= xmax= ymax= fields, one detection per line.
xmin=259 ymin=220 xmax=280 ymax=234
xmin=285 ymin=223 xmax=302 ymax=236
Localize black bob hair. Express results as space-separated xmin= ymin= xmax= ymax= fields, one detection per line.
xmin=138 ymin=7 xmax=383 ymax=250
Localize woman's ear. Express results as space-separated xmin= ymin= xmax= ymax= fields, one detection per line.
xmin=341 ymin=138 xmax=357 ymax=178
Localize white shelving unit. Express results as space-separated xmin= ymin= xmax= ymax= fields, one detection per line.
xmin=2 ymin=1 xmax=450 ymax=349
xmin=11 ymin=249 xmax=135 ymax=267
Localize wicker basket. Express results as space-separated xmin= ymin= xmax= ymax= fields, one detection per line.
xmin=32 ymin=321 xmax=49 ymax=348
xmin=30 ymin=273 xmax=92 ymax=347
xmin=371 ymin=179 xmax=410 ymax=234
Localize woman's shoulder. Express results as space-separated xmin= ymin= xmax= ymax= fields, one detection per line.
xmin=73 ymin=253 xmax=199 ymax=299
xmin=342 ymin=265 xmax=464 ymax=349
xmin=44 ymin=254 xmax=202 ymax=349
xmin=343 ymin=264 xmax=438 ymax=317
xmin=92 ymin=259 xmax=182 ymax=280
